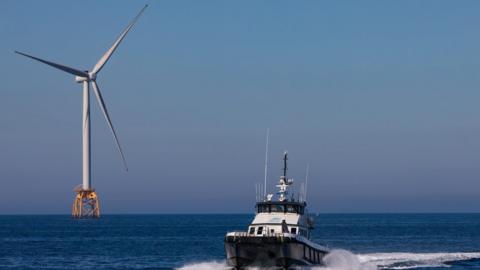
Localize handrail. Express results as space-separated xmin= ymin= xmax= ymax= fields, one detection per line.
xmin=226 ymin=231 xmax=297 ymax=238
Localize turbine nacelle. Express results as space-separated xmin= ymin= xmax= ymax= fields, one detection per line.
xmin=75 ymin=75 xmax=89 ymax=83
xmin=75 ymin=72 xmax=96 ymax=83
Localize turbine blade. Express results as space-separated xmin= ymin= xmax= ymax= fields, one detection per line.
xmin=91 ymin=5 xmax=148 ymax=75
xmin=91 ymin=80 xmax=128 ymax=171
xmin=14 ymin=51 xmax=88 ymax=77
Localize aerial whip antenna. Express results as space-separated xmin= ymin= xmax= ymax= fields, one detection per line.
xmin=263 ymin=128 xmax=270 ymax=198
xmin=305 ymin=163 xmax=310 ymax=201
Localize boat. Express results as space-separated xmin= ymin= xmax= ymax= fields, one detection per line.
xmin=225 ymin=151 xmax=329 ymax=269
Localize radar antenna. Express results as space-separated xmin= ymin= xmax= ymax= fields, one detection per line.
xmin=277 ymin=151 xmax=293 ymax=201
xmin=263 ymin=128 xmax=270 ymax=198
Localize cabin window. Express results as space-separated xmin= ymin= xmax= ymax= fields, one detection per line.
xmin=257 ymin=226 xmax=263 ymax=235
xmin=286 ymin=205 xmax=296 ymax=213
xmin=270 ymin=229 xmax=274 ymax=234
xmin=291 ymin=227 xmax=297 ymax=234
xmin=249 ymin=227 xmax=255 ymax=235
xmin=256 ymin=205 xmax=269 ymax=213
xmin=271 ymin=205 xmax=284 ymax=213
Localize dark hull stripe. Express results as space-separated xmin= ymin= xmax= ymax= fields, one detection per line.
xmin=225 ymin=236 xmax=328 ymax=269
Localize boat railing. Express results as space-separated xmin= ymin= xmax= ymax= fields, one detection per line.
xmin=227 ymin=231 xmax=297 ymax=238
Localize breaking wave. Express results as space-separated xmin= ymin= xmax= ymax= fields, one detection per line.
xmin=176 ymin=260 xmax=228 ymax=270
xmin=176 ymin=250 xmax=480 ymax=270
xmin=357 ymin=251 xmax=480 ymax=269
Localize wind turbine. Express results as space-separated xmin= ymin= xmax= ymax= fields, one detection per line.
xmin=15 ymin=5 xmax=148 ymax=218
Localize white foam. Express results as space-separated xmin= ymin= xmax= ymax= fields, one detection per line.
xmin=176 ymin=260 xmax=229 ymax=270
xmin=176 ymin=251 xmax=480 ymax=270
xmin=312 ymin=249 xmax=377 ymax=270
xmin=358 ymin=252 xmax=480 ymax=269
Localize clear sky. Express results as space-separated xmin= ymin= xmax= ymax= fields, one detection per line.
xmin=1 ymin=0 xmax=480 ymax=214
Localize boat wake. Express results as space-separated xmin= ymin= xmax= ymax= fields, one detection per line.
xmin=357 ymin=251 xmax=480 ymax=269
xmin=176 ymin=260 xmax=227 ymax=270
xmin=176 ymin=250 xmax=480 ymax=270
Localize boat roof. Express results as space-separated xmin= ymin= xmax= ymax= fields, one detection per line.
xmin=256 ymin=201 xmax=307 ymax=207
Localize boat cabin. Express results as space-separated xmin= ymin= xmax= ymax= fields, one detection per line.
xmin=255 ymin=201 xmax=306 ymax=215
xmin=248 ymin=201 xmax=310 ymax=238
xmin=244 ymin=151 xmax=313 ymax=239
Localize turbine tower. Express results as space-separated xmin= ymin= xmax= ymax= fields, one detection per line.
xmin=15 ymin=5 xmax=148 ymax=218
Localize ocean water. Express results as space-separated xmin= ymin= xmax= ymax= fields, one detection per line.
xmin=1 ymin=214 xmax=480 ymax=269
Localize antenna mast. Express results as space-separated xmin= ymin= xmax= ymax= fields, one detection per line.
xmin=276 ymin=151 xmax=292 ymax=202
xmin=305 ymin=164 xmax=310 ymax=201
xmin=263 ymin=128 xmax=270 ymax=198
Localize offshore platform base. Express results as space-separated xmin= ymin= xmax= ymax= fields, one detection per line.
xmin=72 ymin=189 xmax=100 ymax=218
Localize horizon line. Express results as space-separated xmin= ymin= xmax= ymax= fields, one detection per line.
xmin=2 ymin=212 xmax=480 ymax=216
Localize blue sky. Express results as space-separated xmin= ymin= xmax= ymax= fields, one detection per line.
xmin=1 ymin=1 xmax=480 ymax=213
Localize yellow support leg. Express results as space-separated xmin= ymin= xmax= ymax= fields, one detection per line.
xmin=72 ymin=189 xmax=100 ymax=218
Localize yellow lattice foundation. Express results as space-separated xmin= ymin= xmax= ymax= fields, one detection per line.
xmin=72 ymin=189 xmax=100 ymax=218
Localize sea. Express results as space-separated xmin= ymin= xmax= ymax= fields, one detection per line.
xmin=1 ymin=214 xmax=480 ymax=270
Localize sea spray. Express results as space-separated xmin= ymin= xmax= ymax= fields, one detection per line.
xmin=313 ymin=249 xmax=377 ymax=270
xmin=176 ymin=260 xmax=228 ymax=270
xmin=358 ymin=252 xmax=480 ymax=269
xmin=176 ymin=251 xmax=480 ymax=270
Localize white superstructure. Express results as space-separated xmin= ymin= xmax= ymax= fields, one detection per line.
xmin=225 ymin=151 xmax=328 ymax=268
xmin=229 ymin=151 xmax=315 ymax=238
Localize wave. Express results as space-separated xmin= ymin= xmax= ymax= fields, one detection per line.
xmin=176 ymin=250 xmax=480 ymax=270
xmin=176 ymin=261 xmax=229 ymax=270
xmin=357 ymin=251 xmax=480 ymax=269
